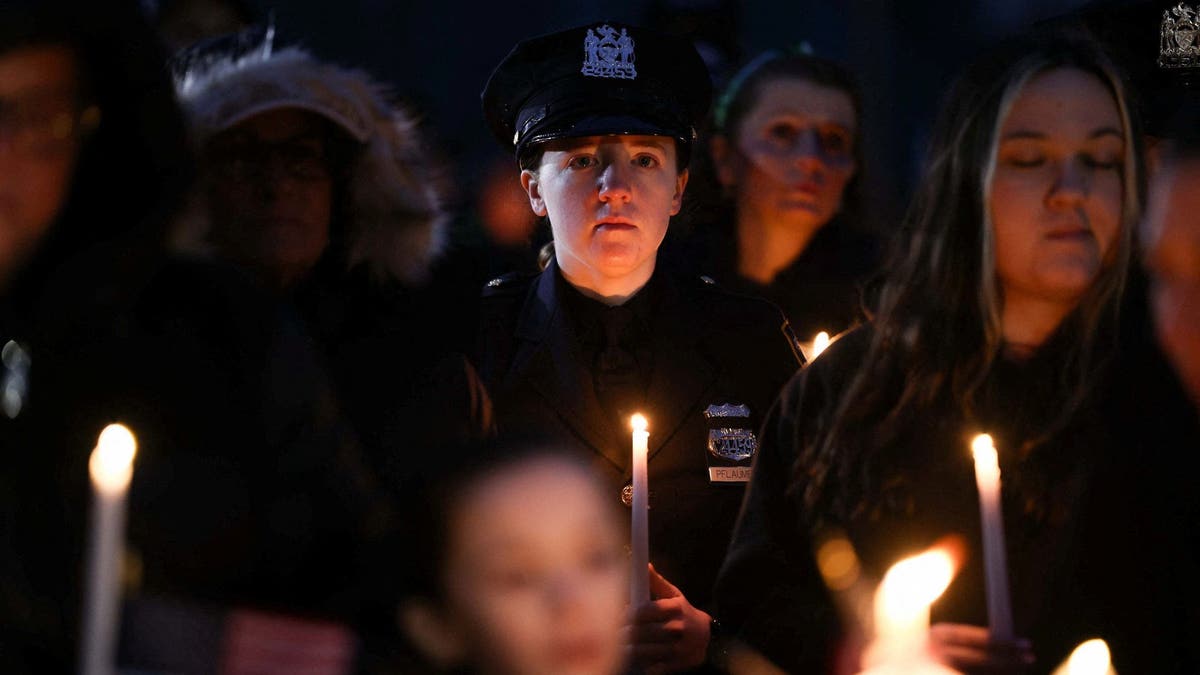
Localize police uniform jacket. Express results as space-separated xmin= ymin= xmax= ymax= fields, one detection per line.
xmin=713 ymin=321 xmax=1200 ymax=674
xmin=474 ymin=257 xmax=803 ymax=614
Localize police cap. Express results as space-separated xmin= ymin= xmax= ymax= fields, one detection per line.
xmin=481 ymin=21 xmax=712 ymax=162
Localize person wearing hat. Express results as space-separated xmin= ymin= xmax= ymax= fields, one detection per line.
xmin=172 ymin=29 xmax=496 ymax=670
xmin=172 ymin=27 xmax=450 ymax=297
xmin=475 ymin=20 xmax=804 ymax=674
xmin=0 ymin=2 xmax=400 ymax=671
xmin=172 ymin=26 xmax=495 ymax=475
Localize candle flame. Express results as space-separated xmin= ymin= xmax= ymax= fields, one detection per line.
xmin=631 ymin=413 xmax=647 ymax=432
xmin=972 ymin=433 xmax=998 ymax=464
xmin=1066 ymin=639 xmax=1111 ymax=675
xmin=811 ymin=331 xmax=831 ymax=359
xmin=878 ymin=548 xmax=956 ymax=624
xmin=89 ymin=423 xmax=137 ymax=495
xmin=864 ymin=538 xmax=964 ymax=672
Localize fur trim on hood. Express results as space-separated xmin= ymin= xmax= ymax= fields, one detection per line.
xmin=173 ymin=45 xmax=449 ymax=286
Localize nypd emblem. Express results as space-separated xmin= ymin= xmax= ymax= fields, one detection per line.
xmin=581 ymin=25 xmax=637 ymax=80
xmin=708 ymin=427 xmax=758 ymax=461
xmin=1161 ymin=3 xmax=1200 ymax=68
xmin=704 ymin=401 xmax=755 ymax=482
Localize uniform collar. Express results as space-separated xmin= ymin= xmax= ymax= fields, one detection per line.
xmin=554 ymin=263 xmax=662 ymax=342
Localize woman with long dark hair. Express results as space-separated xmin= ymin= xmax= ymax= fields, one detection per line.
xmin=713 ymin=29 xmax=1197 ymax=674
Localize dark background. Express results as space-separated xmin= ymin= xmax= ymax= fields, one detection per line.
xmin=173 ymin=0 xmax=1145 ymax=241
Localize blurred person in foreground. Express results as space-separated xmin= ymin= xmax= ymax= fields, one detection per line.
xmin=0 ymin=2 xmax=391 ymax=672
xmin=397 ymin=435 xmax=630 ymax=675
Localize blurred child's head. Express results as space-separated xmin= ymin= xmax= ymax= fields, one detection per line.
xmin=398 ymin=436 xmax=629 ymax=675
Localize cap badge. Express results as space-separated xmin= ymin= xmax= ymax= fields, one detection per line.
xmin=1161 ymin=3 xmax=1200 ymax=69
xmin=582 ymin=25 xmax=637 ymax=80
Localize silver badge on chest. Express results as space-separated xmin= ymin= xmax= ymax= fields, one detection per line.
xmin=703 ymin=403 xmax=756 ymax=483
xmin=581 ymin=25 xmax=637 ymax=80
xmin=707 ymin=427 xmax=757 ymax=461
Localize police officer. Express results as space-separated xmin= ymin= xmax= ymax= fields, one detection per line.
xmin=476 ymin=21 xmax=804 ymax=673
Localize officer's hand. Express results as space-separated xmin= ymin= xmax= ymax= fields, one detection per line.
xmin=625 ymin=563 xmax=711 ymax=674
xmin=928 ymin=622 xmax=1034 ymax=674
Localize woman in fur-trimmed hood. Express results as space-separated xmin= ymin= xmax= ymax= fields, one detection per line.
xmin=172 ymin=35 xmax=451 ymax=293
xmin=173 ymin=36 xmax=495 ymax=670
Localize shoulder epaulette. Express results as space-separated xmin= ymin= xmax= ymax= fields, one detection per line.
xmin=481 ymin=271 xmax=534 ymax=298
xmin=694 ymin=274 xmax=725 ymax=293
xmin=780 ymin=319 xmax=808 ymax=368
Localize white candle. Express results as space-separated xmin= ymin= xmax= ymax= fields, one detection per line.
xmin=630 ymin=413 xmax=649 ymax=606
xmin=971 ymin=434 xmax=1013 ymax=642
xmin=80 ymin=423 xmax=138 ymax=675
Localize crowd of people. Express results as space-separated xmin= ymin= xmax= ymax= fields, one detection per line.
xmin=2 ymin=1 xmax=1198 ymax=674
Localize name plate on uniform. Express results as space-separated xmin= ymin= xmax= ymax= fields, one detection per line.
xmin=708 ymin=466 xmax=752 ymax=482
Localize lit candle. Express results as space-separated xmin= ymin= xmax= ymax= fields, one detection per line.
xmin=811 ymin=331 xmax=831 ymax=359
xmin=1050 ymin=638 xmax=1114 ymax=675
xmin=80 ymin=423 xmax=138 ymax=675
xmin=971 ymin=434 xmax=1013 ymax=642
xmin=630 ymin=413 xmax=649 ymax=606
xmin=866 ymin=547 xmax=957 ymax=669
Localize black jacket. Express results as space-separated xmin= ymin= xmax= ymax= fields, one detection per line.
xmin=473 ymin=258 xmax=803 ymax=617
xmin=714 ymin=323 xmax=1200 ymax=674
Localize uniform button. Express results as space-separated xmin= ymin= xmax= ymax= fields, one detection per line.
xmin=620 ymin=484 xmax=653 ymax=507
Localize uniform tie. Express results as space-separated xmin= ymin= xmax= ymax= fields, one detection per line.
xmin=594 ymin=305 xmax=641 ymax=422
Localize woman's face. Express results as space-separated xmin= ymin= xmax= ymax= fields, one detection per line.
xmin=204 ymin=108 xmax=334 ymax=292
xmin=521 ymin=134 xmax=686 ymax=293
xmin=990 ymin=67 xmax=1125 ymax=311
xmin=0 ymin=45 xmax=84 ymax=289
xmin=713 ymin=77 xmax=857 ymax=233
xmin=436 ymin=457 xmax=629 ymax=675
